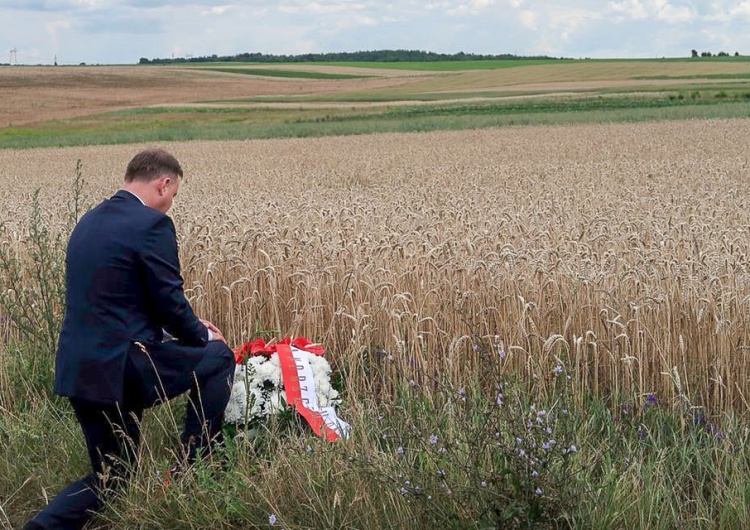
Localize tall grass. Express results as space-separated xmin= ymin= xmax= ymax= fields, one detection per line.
xmin=4 ymin=120 xmax=750 ymax=527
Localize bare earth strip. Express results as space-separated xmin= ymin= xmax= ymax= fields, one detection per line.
xmin=0 ymin=65 xmax=424 ymax=127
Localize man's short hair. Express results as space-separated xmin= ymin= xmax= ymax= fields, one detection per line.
xmin=124 ymin=148 xmax=184 ymax=182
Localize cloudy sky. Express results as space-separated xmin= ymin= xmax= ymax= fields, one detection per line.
xmin=1 ymin=0 xmax=749 ymax=65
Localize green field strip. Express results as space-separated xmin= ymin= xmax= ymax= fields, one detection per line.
xmin=200 ymin=89 xmax=560 ymax=104
xmin=174 ymin=59 xmax=575 ymax=71
xmin=176 ymin=56 xmax=750 ymax=72
xmin=3 ymin=92 xmax=750 ymax=150
xmin=194 ymin=67 xmax=371 ymax=79
xmin=305 ymin=59 xmax=575 ymax=71
xmin=634 ymin=73 xmax=750 ymax=80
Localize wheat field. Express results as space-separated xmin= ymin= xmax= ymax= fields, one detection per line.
xmin=3 ymin=118 xmax=750 ymax=413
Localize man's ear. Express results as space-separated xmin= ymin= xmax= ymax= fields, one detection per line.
xmin=157 ymin=175 xmax=171 ymax=195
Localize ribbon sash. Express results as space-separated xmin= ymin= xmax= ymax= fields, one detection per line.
xmin=277 ymin=343 xmax=350 ymax=441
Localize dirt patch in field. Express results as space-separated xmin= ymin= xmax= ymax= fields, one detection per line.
xmin=0 ymin=65 xmax=424 ymax=128
xmin=2 ymin=61 xmax=748 ymax=129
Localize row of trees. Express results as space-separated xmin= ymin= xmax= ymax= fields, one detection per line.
xmin=139 ymin=49 xmax=561 ymax=65
xmin=691 ymin=49 xmax=741 ymax=57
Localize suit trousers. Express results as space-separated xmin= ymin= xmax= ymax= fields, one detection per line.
xmin=29 ymin=340 xmax=235 ymax=530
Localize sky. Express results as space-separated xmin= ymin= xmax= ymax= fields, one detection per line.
xmin=1 ymin=0 xmax=749 ymax=65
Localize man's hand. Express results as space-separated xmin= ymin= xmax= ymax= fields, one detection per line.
xmin=200 ymin=319 xmax=227 ymax=344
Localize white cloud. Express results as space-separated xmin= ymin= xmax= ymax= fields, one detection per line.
xmin=352 ymin=14 xmax=378 ymax=25
xmin=201 ymin=5 xmax=233 ymax=15
xmin=1 ymin=0 xmax=749 ymax=64
xmin=729 ymin=2 xmax=750 ymax=19
xmin=469 ymin=0 xmax=496 ymax=11
xmin=446 ymin=0 xmax=499 ymax=16
xmin=279 ymin=1 xmax=368 ymax=14
xmin=43 ymin=18 xmax=72 ymax=60
xmin=518 ymin=9 xmax=536 ymax=29
xmin=609 ymin=0 xmax=649 ymax=20
xmin=653 ymin=2 xmax=694 ymax=23
xmin=609 ymin=0 xmax=694 ymax=23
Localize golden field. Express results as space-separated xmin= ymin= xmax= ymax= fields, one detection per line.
xmin=2 ymin=119 xmax=750 ymax=412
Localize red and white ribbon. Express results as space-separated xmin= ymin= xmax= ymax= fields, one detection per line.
xmin=277 ymin=343 xmax=350 ymax=440
xmin=233 ymin=337 xmax=350 ymax=440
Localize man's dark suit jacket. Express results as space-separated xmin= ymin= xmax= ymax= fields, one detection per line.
xmin=54 ymin=190 xmax=209 ymax=405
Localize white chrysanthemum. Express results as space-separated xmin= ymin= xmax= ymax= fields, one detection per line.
xmin=224 ymin=385 xmax=246 ymax=423
xmin=308 ymin=354 xmax=332 ymax=377
xmin=268 ymin=353 xmax=281 ymax=369
xmin=265 ymin=390 xmax=289 ymax=415
xmin=225 ymin=363 xmax=267 ymax=422
xmin=225 ymin=367 xmax=249 ymax=423
xmin=247 ymin=356 xmax=265 ymax=369
xmin=224 ymin=347 xmax=342 ymax=426
xmin=316 ymin=380 xmax=340 ymax=407
xmin=248 ymin=387 xmax=263 ymax=417
xmin=254 ymin=358 xmax=281 ymax=385
xmin=316 ymin=379 xmax=331 ymax=396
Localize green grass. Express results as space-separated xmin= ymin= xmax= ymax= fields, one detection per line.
xmin=636 ymin=73 xmax=750 ymax=80
xmin=214 ymin=90 xmax=552 ymax=103
xmin=209 ymin=81 xmax=750 ymax=103
xmin=178 ymin=58 xmax=577 ymax=71
xmin=5 ymin=343 xmax=750 ymax=529
xmin=179 ymin=56 xmax=750 ymax=72
xmin=3 ymin=93 xmax=750 ymax=150
xmin=196 ymin=67 xmax=371 ymax=79
xmin=307 ymin=58 xmax=575 ymax=70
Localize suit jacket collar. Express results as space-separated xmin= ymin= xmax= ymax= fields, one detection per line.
xmin=113 ymin=189 xmax=146 ymax=205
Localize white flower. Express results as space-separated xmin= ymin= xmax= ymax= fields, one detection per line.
xmin=224 ymin=366 xmax=249 ymax=423
xmin=318 ymin=387 xmax=339 ymax=408
xmin=248 ymin=388 xmax=263 ymax=417
xmin=308 ymin=353 xmax=330 ymax=372
xmin=255 ymin=357 xmax=282 ymax=385
xmin=224 ymin=347 xmax=342 ymax=426
xmin=266 ymin=390 xmax=289 ymax=415
xmin=247 ymin=355 xmax=265 ymax=371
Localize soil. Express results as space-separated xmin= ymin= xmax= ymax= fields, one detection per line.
xmin=1 ymin=62 xmax=746 ymax=128
xmin=0 ymin=65 xmax=422 ymax=128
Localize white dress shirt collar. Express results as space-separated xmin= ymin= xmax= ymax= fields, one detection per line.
xmin=121 ymin=189 xmax=146 ymax=205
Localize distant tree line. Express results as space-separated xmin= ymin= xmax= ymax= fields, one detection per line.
xmin=139 ymin=49 xmax=561 ymax=64
xmin=691 ymin=49 xmax=741 ymax=58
